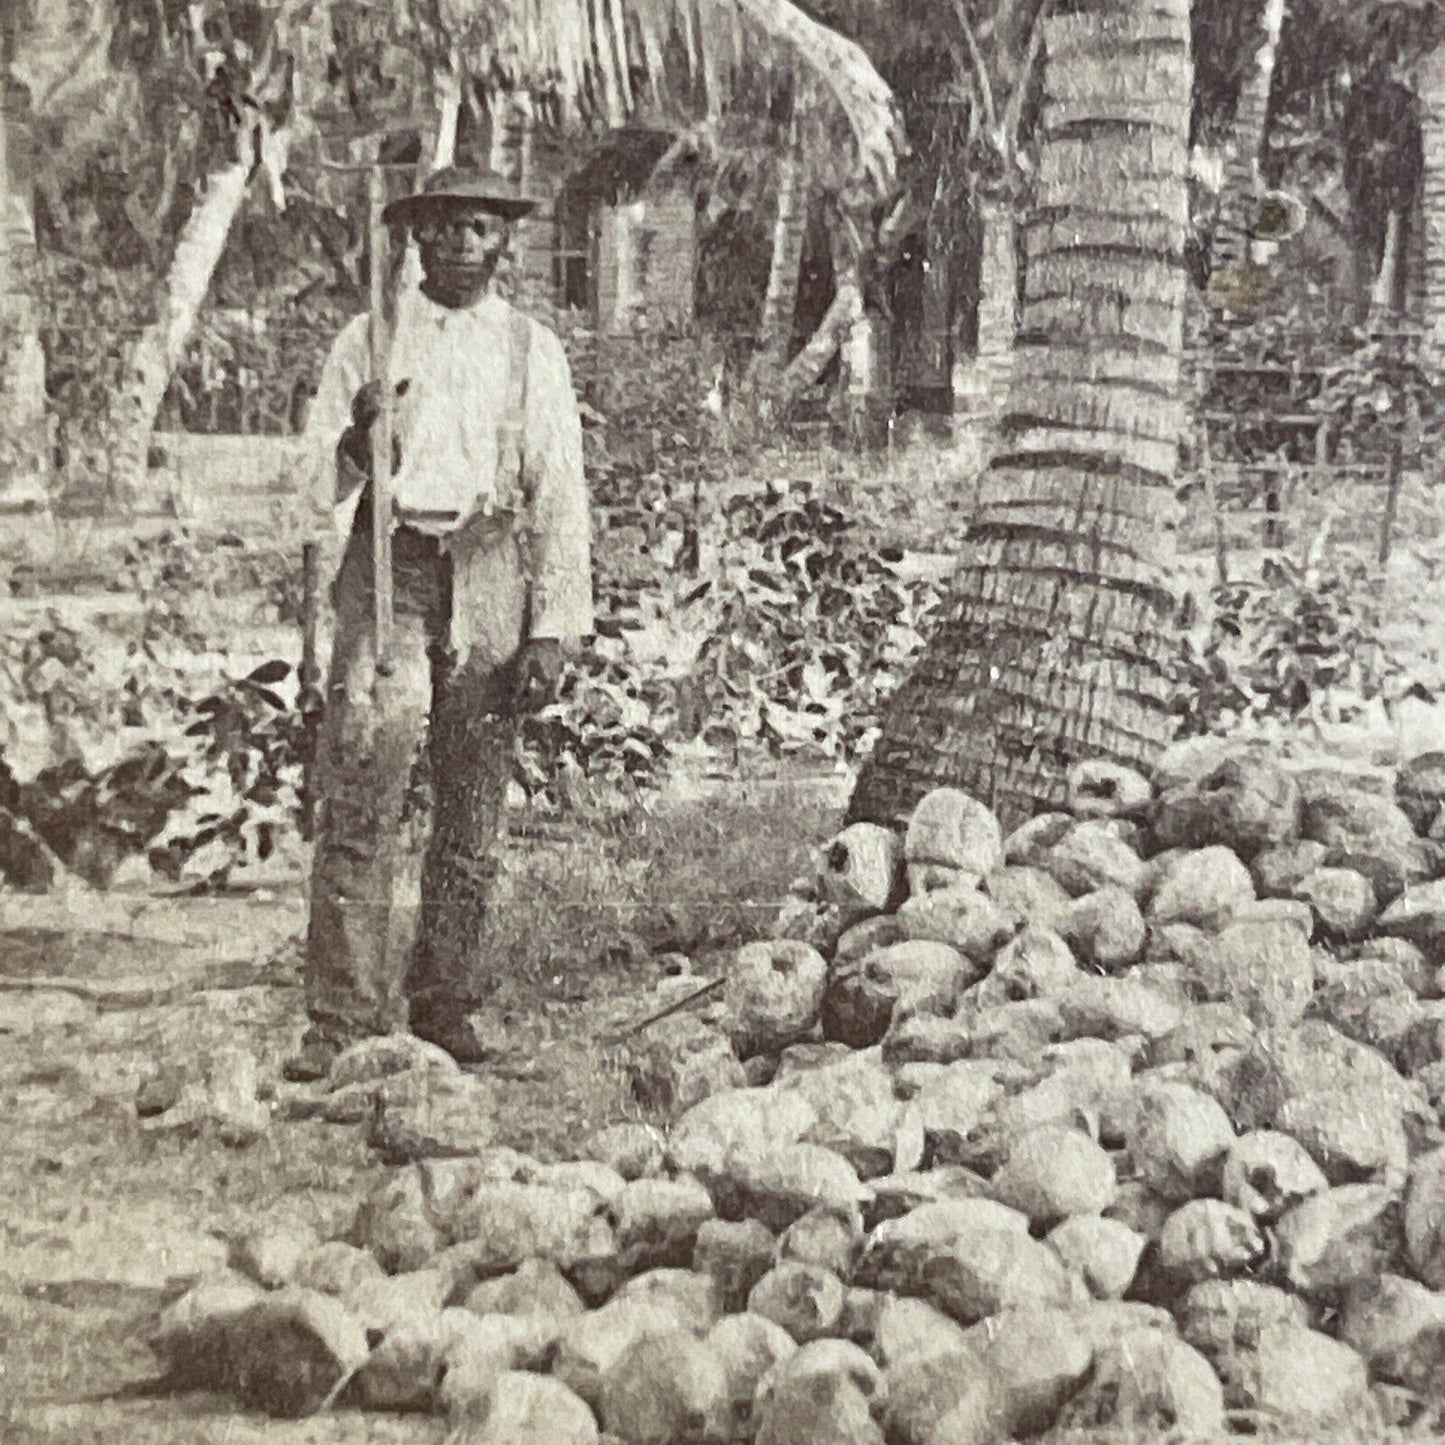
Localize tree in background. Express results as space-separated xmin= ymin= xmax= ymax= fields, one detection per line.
xmin=2 ymin=0 xmax=120 ymax=509
xmin=1419 ymin=35 xmax=1445 ymax=352
xmin=1195 ymin=0 xmax=1288 ymax=274
xmin=848 ymin=0 xmax=1194 ymax=831
xmin=8 ymin=0 xmax=327 ymax=499
xmin=0 ymin=9 xmax=47 ymax=513
xmin=5 ymin=0 xmax=906 ymax=501
xmin=108 ymin=2 xmax=308 ymax=493
xmin=772 ymin=0 xmax=1048 ymax=430
xmin=753 ymin=103 xmax=807 ymax=383
xmin=1217 ymin=0 xmax=1445 ymax=320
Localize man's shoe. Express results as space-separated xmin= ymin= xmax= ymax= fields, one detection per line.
xmin=282 ymin=1033 xmax=343 ymax=1083
xmin=410 ymin=1008 xmax=496 ymax=1066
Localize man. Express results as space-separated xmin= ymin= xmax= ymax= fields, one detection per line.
xmin=286 ymin=166 xmax=592 ymax=1077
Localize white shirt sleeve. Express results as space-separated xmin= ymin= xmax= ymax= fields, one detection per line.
xmin=301 ymin=314 xmax=369 ymax=539
xmin=522 ymin=324 xmax=594 ymax=642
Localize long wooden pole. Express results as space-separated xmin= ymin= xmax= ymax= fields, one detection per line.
xmin=299 ymin=540 xmax=320 ymax=841
xmin=367 ymin=161 xmax=394 ymax=668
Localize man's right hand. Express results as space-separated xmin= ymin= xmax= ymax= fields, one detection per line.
xmin=337 ymin=379 xmax=408 ymax=482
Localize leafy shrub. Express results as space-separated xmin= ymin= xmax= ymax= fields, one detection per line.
xmin=1170 ymin=547 xmax=1396 ymax=736
xmin=514 ymin=478 xmax=949 ymax=808
xmin=0 ymin=604 xmax=304 ymax=889
xmin=0 ymin=524 xmax=310 ymax=888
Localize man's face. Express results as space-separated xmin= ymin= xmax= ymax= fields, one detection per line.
xmin=413 ymin=206 xmax=511 ymax=304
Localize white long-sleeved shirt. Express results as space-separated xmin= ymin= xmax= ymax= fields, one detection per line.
xmin=302 ymin=286 xmax=593 ymax=651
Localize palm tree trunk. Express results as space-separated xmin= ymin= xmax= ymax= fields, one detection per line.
xmin=776 ymin=276 xmax=863 ymax=412
xmin=1418 ymin=42 xmax=1445 ymax=356
xmin=110 ymin=159 xmax=252 ymax=496
xmin=777 ymin=206 xmax=867 ymax=408
xmin=835 ymin=221 xmax=888 ymax=439
xmin=953 ymin=196 xmax=1017 ymax=441
xmin=776 ymin=278 xmax=862 ymax=405
xmin=0 ymin=83 xmax=47 ymax=513
xmin=1214 ymin=0 xmax=1285 ymax=270
xmin=920 ymin=213 xmax=952 ymax=386
xmin=1371 ymin=209 xmax=1406 ymax=322
xmin=974 ymin=194 xmax=1018 ymax=422
xmin=1407 ymin=184 xmax=1427 ymax=325
xmin=847 ymin=0 xmax=1192 ymax=832
xmin=756 ymin=120 xmax=808 ymax=376
xmin=841 ymin=307 xmax=887 ymax=441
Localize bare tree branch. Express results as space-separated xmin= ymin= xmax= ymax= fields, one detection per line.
xmin=121 ymin=137 xmax=180 ymax=261
xmin=1001 ymin=0 xmax=1048 ymax=148
xmin=948 ymin=0 xmax=998 ymax=131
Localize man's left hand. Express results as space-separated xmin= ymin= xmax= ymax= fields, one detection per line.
xmin=513 ymin=639 xmax=566 ymax=713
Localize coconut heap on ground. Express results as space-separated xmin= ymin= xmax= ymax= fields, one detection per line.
xmin=145 ymin=740 xmax=1445 ymax=1443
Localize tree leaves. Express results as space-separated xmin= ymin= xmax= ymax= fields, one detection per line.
xmin=8 ymin=0 xmax=119 ymax=123
xmin=0 ymin=529 xmax=310 ymax=889
xmin=516 ymin=471 xmax=946 ymax=808
xmin=418 ymin=0 xmax=905 ymax=195
xmin=1171 ymin=547 xmax=1398 ymax=736
xmin=247 ymin=658 xmax=291 ymax=685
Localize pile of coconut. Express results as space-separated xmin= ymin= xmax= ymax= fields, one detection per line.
xmin=146 ymin=740 xmax=1445 ymax=1444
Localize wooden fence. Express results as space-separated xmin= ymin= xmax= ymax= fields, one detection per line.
xmin=1181 ymin=333 xmax=1438 ymax=572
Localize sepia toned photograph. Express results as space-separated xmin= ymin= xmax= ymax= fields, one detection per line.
xmin=3 ymin=0 xmax=1445 ymax=1441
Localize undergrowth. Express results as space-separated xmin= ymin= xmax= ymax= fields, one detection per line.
xmin=485 ymin=783 xmax=842 ymax=995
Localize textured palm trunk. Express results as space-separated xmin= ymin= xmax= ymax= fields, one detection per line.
xmin=841 ymin=308 xmax=880 ymax=399
xmin=777 ymin=216 xmax=865 ymax=408
xmin=847 ymin=0 xmax=1191 ymax=831
xmin=974 ymin=195 xmax=1018 ymax=421
xmin=1213 ymin=0 xmax=1284 ymax=270
xmin=1417 ymin=43 xmax=1445 ymax=355
xmin=1371 ymin=209 xmax=1407 ymax=321
xmin=1406 ymin=186 xmax=1427 ymax=324
xmin=836 ymin=223 xmax=888 ymax=439
xmin=110 ymin=159 xmax=252 ymax=496
xmin=920 ymin=213 xmax=953 ymax=387
xmin=756 ymin=126 xmax=809 ymax=377
xmin=0 ymin=87 xmax=47 ymax=513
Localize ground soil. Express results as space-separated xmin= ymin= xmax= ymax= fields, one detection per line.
xmin=0 ymin=781 xmax=841 ymax=1443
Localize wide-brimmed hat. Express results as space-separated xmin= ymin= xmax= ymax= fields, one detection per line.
xmin=381 ymin=165 xmax=540 ymax=227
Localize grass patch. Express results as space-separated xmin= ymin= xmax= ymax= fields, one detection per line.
xmin=486 ymin=779 xmax=844 ymax=1003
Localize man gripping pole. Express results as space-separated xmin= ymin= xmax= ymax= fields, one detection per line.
xmin=287 ymin=165 xmax=593 ymax=1078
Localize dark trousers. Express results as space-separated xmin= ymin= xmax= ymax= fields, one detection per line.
xmin=303 ymin=523 xmax=518 ymax=1044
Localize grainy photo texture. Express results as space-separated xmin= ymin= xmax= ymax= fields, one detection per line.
xmin=3 ymin=0 xmax=1445 ymax=1441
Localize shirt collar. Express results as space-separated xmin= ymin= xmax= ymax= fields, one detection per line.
xmin=406 ymin=286 xmax=507 ymax=327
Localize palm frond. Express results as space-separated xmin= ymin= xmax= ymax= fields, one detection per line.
xmin=425 ymin=0 xmax=906 ymax=194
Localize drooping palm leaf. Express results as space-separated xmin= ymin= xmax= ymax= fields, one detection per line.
xmin=408 ymin=0 xmax=905 ymax=194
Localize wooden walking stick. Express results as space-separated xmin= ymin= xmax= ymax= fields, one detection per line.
xmin=298 ymin=539 xmax=321 ymax=840
xmin=367 ymin=159 xmax=395 ymax=669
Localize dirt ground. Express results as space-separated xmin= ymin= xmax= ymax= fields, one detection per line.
xmin=0 ymin=782 xmax=840 ymax=1443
